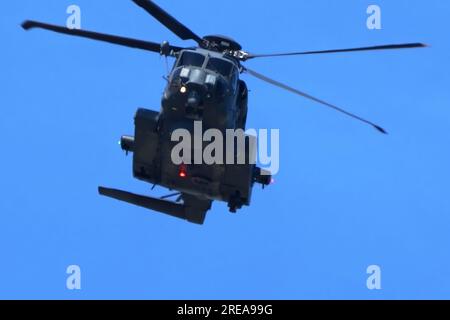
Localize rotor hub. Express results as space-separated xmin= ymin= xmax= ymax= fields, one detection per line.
xmin=202 ymin=35 xmax=242 ymax=52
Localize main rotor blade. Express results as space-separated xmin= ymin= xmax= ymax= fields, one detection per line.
xmin=132 ymin=0 xmax=203 ymax=44
xmin=21 ymin=20 xmax=182 ymax=54
xmin=245 ymin=43 xmax=427 ymax=60
xmin=243 ymin=67 xmax=387 ymax=134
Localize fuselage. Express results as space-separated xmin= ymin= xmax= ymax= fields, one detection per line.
xmin=129 ymin=47 xmax=255 ymax=209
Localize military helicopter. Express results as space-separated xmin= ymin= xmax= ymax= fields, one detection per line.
xmin=22 ymin=0 xmax=426 ymax=224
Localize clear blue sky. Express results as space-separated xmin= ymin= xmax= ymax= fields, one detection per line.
xmin=1 ymin=0 xmax=449 ymax=299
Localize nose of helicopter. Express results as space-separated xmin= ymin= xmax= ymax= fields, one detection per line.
xmin=183 ymin=82 xmax=207 ymax=119
xmin=186 ymin=90 xmax=201 ymax=108
xmin=165 ymin=66 xmax=228 ymax=119
xmin=181 ymin=68 xmax=209 ymax=108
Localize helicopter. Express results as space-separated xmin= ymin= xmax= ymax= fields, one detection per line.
xmin=22 ymin=0 xmax=426 ymax=224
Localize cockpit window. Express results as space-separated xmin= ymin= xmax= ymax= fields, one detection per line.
xmin=206 ymin=58 xmax=234 ymax=77
xmin=177 ymin=51 xmax=205 ymax=68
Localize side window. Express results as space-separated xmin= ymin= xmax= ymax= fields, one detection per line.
xmin=169 ymin=67 xmax=182 ymax=84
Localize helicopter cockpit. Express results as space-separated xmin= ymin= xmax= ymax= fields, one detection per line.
xmin=163 ymin=50 xmax=240 ymax=120
xmin=174 ymin=50 xmax=239 ymax=82
xmin=168 ymin=50 xmax=239 ymax=100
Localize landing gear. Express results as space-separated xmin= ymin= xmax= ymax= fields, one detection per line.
xmin=228 ymin=191 xmax=244 ymax=213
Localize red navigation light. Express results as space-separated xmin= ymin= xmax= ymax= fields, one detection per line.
xmin=179 ymin=165 xmax=187 ymax=178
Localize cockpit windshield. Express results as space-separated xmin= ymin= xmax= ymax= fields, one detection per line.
xmin=206 ymin=58 xmax=234 ymax=78
xmin=177 ymin=51 xmax=205 ymax=68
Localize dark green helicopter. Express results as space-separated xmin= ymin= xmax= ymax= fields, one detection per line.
xmin=22 ymin=0 xmax=426 ymax=224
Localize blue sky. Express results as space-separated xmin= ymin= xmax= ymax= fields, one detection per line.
xmin=1 ymin=0 xmax=449 ymax=299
